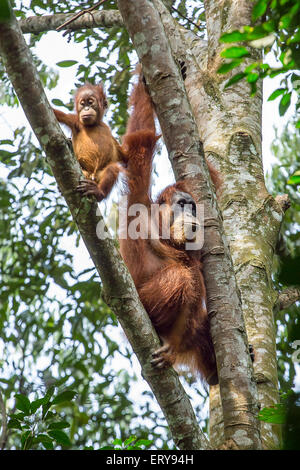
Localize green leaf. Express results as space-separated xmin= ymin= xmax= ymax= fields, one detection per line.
xmin=30 ymin=398 xmax=45 ymax=414
xmin=279 ymin=92 xmax=291 ymax=116
xmin=250 ymin=81 xmax=257 ymax=96
xmin=47 ymin=430 xmax=72 ymax=447
xmin=44 ymin=386 xmax=56 ymax=404
xmin=112 ymin=438 xmax=123 ymax=446
xmin=52 ymin=390 xmax=76 ymax=405
xmin=221 ymin=46 xmax=250 ymax=59
xmin=7 ymin=418 xmax=22 ymax=430
xmin=124 ymin=436 xmax=136 ymax=447
xmin=247 ymin=72 xmax=259 ymax=83
xmin=224 ymin=72 xmax=246 ymax=88
xmin=36 ymin=434 xmax=54 ymax=450
xmin=0 ymin=0 xmax=12 ymax=21
xmin=56 ymin=60 xmax=78 ymax=68
xmin=219 ymin=30 xmax=247 ymax=43
xmin=252 ymin=0 xmax=268 ymax=21
xmin=15 ymin=394 xmax=31 ymax=415
xmin=42 ymin=386 xmax=56 ymax=419
xmin=287 ymin=173 xmax=300 ymax=185
xmin=47 ymin=421 xmax=70 ymax=430
xmin=244 ymin=62 xmax=259 ymax=73
xmin=134 ymin=439 xmax=152 ymax=448
xmin=267 ymin=88 xmax=286 ymax=101
xmin=51 ymin=98 xmax=66 ymax=107
xmin=258 ymin=404 xmax=286 ymax=424
xmin=217 ymin=59 xmax=242 ymax=74
xmin=21 ymin=430 xmax=33 ymax=450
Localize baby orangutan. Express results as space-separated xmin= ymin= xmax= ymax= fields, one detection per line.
xmin=53 ymin=83 xmax=127 ymax=201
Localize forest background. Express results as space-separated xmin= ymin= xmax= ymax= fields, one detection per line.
xmin=0 ymin=0 xmax=299 ymax=450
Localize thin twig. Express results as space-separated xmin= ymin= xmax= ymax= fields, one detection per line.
xmin=56 ymin=0 xmax=108 ymax=32
xmin=171 ymin=6 xmax=203 ymax=32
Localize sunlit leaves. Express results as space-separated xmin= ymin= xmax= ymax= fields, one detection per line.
xmin=252 ymin=0 xmax=269 ymax=21
xmin=217 ymin=0 xmax=300 ymax=120
xmin=267 ymin=88 xmax=286 ymax=100
xmin=220 ymin=46 xmax=250 ymax=59
xmin=224 ymin=72 xmax=247 ymax=89
xmin=288 ymin=170 xmax=300 ymax=184
xmin=8 ymin=389 xmax=75 ymax=449
xmin=258 ymin=403 xmax=286 ymax=424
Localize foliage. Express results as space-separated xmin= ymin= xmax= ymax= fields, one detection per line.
xmin=0 ymin=129 xmax=171 ymax=448
xmin=266 ymin=118 xmax=300 ymax=393
xmin=258 ymin=390 xmax=300 ymax=449
xmin=7 ymin=387 xmax=75 ymax=449
xmin=99 ymin=435 xmax=153 ymax=450
xmin=218 ymin=0 xmax=300 ymax=128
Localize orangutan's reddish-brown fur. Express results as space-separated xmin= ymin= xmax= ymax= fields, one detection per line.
xmin=119 ymin=72 xmax=218 ymax=385
xmin=53 ymin=83 xmax=127 ymax=201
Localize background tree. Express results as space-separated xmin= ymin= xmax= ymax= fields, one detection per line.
xmin=0 ymin=0 xmax=298 ymax=450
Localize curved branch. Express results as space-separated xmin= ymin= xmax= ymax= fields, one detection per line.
xmin=19 ymin=10 xmax=123 ymax=35
xmin=117 ymin=0 xmax=262 ymax=450
xmin=277 ymin=287 xmax=300 ymax=311
xmin=0 ymin=5 xmax=209 ymax=451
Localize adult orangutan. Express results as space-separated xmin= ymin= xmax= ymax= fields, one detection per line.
xmin=119 ymin=72 xmax=218 ymax=386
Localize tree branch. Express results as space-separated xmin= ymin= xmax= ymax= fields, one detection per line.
xmin=56 ymin=0 xmax=109 ymax=32
xmin=19 ymin=10 xmax=123 ymax=35
xmin=275 ymin=194 xmax=291 ymax=213
xmin=277 ymin=287 xmax=300 ymax=311
xmin=117 ymin=0 xmax=262 ymax=450
xmin=0 ymin=5 xmax=210 ymax=451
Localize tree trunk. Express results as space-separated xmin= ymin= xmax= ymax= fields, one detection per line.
xmin=118 ymin=0 xmax=262 ymax=450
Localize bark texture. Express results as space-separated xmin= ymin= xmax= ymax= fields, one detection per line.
xmin=277 ymin=288 xmax=300 ymax=312
xmin=19 ymin=10 xmax=123 ymax=34
xmin=0 ymin=7 xmax=210 ymax=451
xmin=118 ymin=0 xmax=262 ymax=450
xmin=157 ymin=0 xmax=282 ymax=448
